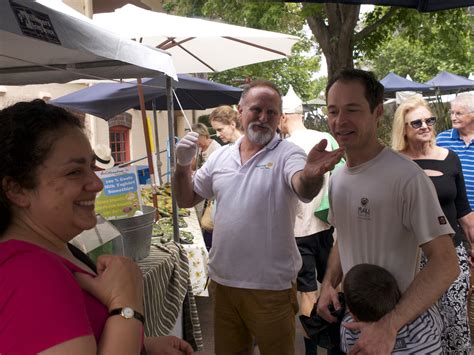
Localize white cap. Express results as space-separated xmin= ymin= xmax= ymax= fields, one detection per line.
xmin=282 ymin=85 xmax=303 ymax=114
xmin=94 ymin=144 xmax=115 ymax=170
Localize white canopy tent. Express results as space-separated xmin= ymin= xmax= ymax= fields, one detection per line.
xmin=0 ymin=0 xmax=177 ymax=85
xmin=93 ymin=4 xmax=300 ymax=74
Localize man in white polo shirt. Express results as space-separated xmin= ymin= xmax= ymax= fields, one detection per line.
xmin=174 ymin=79 xmax=344 ymax=355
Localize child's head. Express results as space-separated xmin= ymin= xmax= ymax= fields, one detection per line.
xmin=343 ymin=263 xmax=401 ymax=322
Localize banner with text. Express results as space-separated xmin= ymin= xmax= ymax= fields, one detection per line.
xmin=95 ymin=166 xmax=143 ymax=219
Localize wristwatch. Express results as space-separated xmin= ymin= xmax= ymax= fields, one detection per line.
xmin=109 ymin=307 xmax=145 ymax=324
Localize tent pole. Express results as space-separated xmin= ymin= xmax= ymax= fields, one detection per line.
xmin=152 ymin=99 xmax=163 ymax=185
xmin=136 ymin=77 xmax=158 ymax=212
xmin=166 ymin=77 xmax=180 ymax=243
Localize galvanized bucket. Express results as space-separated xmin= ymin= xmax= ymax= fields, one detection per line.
xmin=110 ymin=205 xmax=156 ymax=261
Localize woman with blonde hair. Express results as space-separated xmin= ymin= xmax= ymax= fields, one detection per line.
xmin=391 ymin=96 xmax=473 ymax=354
xmin=209 ymin=105 xmax=242 ymax=144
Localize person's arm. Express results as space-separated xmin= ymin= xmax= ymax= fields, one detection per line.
xmin=174 ymin=163 xmax=204 ymax=208
xmin=144 ymin=336 xmax=194 ymax=355
xmin=292 ymin=139 xmax=345 ymax=200
xmin=459 ymin=213 xmax=474 ymax=260
xmin=174 ymin=132 xmax=204 ymax=208
xmin=345 ymin=234 xmax=459 ymax=355
xmin=316 ymin=238 xmax=343 ymax=323
xmin=42 ymin=255 xmax=145 ymax=355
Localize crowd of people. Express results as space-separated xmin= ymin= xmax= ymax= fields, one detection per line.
xmin=0 ymin=69 xmax=473 ymax=355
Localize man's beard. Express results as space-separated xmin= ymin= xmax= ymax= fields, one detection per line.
xmin=247 ymin=122 xmax=274 ymax=146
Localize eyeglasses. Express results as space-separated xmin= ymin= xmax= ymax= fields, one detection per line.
xmin=450 ymin=110 xmax=473 ymax=118
xmin=406 ymin=117 xmax=436 ymax=129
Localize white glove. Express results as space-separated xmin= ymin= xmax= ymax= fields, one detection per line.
xmin=176 ymin=132 xmax=199 ymax=166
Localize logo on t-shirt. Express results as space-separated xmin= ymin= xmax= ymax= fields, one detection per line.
xmin=438 ymin=216 xmax=447 ymax=225
xmin=256 ymin=162 xmax=274 ymax=170
xmin=357 ymin=197 xmax=370 ymax=220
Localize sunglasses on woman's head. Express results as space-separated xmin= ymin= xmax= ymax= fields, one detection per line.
xmin=407 ymin=117 xmax=436 ymax=129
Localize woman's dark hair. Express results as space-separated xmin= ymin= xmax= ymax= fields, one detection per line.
xmin=325 ymin=69 xmax=384 ymax=113
xmin=0 ymin=99 xmax=84 ymax=233
xmin=343 ymin=263 xmax=401 ymax=322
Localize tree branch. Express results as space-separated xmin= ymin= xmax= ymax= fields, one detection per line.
xmin=353 ymin=7 xmax=399 ymax=43
xmin=303 ymin=4 xmax=330 ymax=53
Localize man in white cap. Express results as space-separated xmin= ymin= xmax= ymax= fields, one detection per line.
xmin=94 ymin=144 xmax=115 ymax=170
xmin=280 ymin=85 xmax=343 ymax=355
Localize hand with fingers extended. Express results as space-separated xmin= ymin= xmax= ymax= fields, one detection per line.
xmin=316 ymin=283 xmax=342 ymax=323
xmin=176 ymin=132 xmax=199 ymax=166
xmin=144 ymin=336 xmax=195 ymax=355
xmin=344 ymin=317 xmax=397 ymax=355
xmin=75 ymin=255 xmax=144 ymax=312
xmin=303 ymin=139 xmax=345 ymax=180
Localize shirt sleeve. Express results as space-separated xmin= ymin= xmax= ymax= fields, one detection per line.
xmin=0 ymin=251 xmax=93 ymax=353
xmin=402 ymin=170 xmax=455 ymax=246
xmin=283 ymin=143 xmax=309 ymax=202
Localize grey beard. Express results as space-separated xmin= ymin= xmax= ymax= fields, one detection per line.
xmin=247 ymin=123 xmax=274 ymax=146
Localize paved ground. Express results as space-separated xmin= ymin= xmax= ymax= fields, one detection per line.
xmin=195 ymin=294 xmax=328 ymax=354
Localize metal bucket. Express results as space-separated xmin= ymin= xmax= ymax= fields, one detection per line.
xmin=109 ymin=206 xmax=156 ymax=261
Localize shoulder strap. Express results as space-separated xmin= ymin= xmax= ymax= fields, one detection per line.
xmin=67 ymin=243 xmax=97 ymax=273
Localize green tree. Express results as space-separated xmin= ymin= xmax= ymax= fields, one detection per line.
xmin=167 ymin=1 xmax=472 ymax=84
xmin=359 ymin=7 xmax=473 ymax=82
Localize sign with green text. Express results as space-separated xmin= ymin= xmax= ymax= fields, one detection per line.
xmin=95 ymin=166 xmax=143 ymax=219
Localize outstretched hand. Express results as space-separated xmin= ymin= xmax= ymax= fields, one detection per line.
xmin=303 ymin=139 xmax=345 ymax=179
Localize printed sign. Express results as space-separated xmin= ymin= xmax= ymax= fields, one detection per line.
xmin=95 ymin=166 xmax=143 ymax=219
xmin=10 ymin=0 xmax=61 ymax=45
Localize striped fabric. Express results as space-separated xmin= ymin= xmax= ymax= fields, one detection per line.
xmin=137 ymin=242 xmax=203 ymax=351
xmin=437 ymin=129 xmax=474 ymax=209
xmin=341 ymin=306 xmax=443 ymax=354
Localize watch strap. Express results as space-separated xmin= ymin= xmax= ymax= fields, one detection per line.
xmin=110 ymin=307 xmax=145 ymax=324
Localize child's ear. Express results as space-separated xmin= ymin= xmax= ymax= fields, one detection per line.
xmin=2 ymin=177 xmax=31 ymax=208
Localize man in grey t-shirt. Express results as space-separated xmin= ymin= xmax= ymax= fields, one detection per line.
xmin=317 ymin=69 xmax=459 ymax=354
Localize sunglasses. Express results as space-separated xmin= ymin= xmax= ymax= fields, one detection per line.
xmin=406 ymin=117 xmax=436 ymax=129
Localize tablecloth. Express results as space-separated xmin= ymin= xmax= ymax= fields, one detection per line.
xmin=137 ymin=242 xmax=203 ymax=351
xmin=181 ymin=208 xmax=209 ymax=296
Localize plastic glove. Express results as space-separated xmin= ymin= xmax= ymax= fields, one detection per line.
xmin=176 ymin=132 xmax=199 ymax=166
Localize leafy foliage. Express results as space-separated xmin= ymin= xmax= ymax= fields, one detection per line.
xmin=359 ymin=8 xmax=473 ymax=82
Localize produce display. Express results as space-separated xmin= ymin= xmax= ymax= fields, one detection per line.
xmin=142 ymin=184 xmax=194 ymax=245
xmin=141 ymin=183 xmax=190 ymax=218
xmin=152 ymin=217 xmax=194 ymax=244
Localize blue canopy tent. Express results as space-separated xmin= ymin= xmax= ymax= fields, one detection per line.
xmin=294 ymin=1 xmax=474 ymax=12
xmin=380 ymin=72 xmax=433 ymax=97
xmin=52 ymin=73 xmax=242 ymax=197
xmin=51 ymin=74 xmax=242 ymax=120
xmin=425 ymin=71 xmax=474 ymax=93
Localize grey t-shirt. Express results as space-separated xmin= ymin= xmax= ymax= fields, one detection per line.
xmin=329 ymin=148 xmax=454 ymax=292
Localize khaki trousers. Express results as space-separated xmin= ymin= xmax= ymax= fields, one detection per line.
xmin=209 ymin=281 xmax=298 ymax=355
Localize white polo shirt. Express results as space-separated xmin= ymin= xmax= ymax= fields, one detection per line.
xmin=193 ymin=135 xmax=306 ymax=290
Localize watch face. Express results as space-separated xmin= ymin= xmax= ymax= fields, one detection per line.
xmin=121 ymin=307 xmax=135 ymax=319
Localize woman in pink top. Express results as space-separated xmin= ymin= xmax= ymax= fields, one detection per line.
xmin=0 ymin=100 xmax=193 ymax=355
